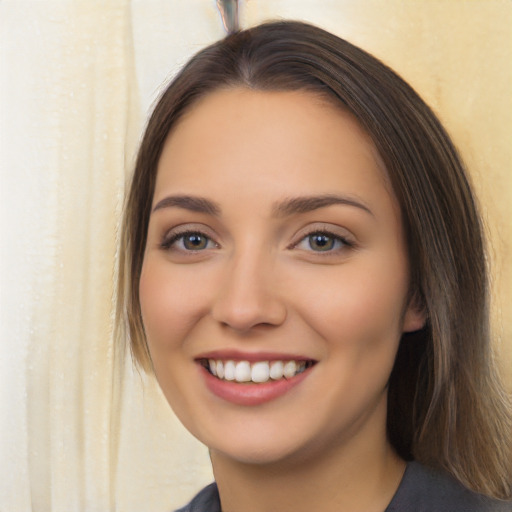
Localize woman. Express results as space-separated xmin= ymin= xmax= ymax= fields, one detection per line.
xmin=117 ymin=21 xmax=512 ymax=511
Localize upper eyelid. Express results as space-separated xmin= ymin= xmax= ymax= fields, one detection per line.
xmin=162 ymin=223 xmax=217 ymax=238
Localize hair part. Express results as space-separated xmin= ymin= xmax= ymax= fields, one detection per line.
xmin=116 ymin=20 xmax=512 ymax=499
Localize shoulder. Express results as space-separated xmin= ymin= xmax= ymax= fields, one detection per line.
xmin=386 ymin=461 xmax=512 ymax=512
xmin=173 ymin=482 xmax=220 ymax=512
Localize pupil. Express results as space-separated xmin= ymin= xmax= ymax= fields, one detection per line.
xmin=185 ymin=234 xmax=207 ymax=250
xmin=310 ymin=234 xmax=334 ymax=251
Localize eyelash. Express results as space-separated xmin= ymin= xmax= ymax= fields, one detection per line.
xmin=160 ymin=229 xmax=218 ymax=252
xmin=160 ymin=228 xmax=354 ymax=254
xmin=291 ymin=230 xmax=354 ymax=254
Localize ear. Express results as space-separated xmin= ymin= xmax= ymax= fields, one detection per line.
xmin=402 ymin=292 xmax=427 ymax=333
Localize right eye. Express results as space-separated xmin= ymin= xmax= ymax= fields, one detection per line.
xmin=161 ymin=231 xmax=217 ymax=252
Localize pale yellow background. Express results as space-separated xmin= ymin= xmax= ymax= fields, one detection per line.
xmin=0 ymin=1 xmax=510 ymax=511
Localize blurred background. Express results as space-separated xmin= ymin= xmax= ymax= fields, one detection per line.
xmin=1 ymin=1 xmax=510 ymax=511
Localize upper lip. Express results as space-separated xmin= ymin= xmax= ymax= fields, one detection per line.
xmin=194 ymin=349 xmax=316 ymax=363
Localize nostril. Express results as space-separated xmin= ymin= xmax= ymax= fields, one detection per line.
xmin=212 ymin=295 xmax=287 ymax=332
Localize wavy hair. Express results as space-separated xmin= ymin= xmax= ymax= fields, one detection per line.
xmin=116 ymin=21 xmax=512 ymax=499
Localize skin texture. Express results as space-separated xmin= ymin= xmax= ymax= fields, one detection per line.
xmin=139 ymin=88 xmax=426 ymax=512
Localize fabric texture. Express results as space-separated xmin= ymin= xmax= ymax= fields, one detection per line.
xmin=174 ymin=462 xmax=512 ymax=512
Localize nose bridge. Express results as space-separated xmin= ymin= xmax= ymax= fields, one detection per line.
xmin=211 ymin=241 xmax=286 ymax=331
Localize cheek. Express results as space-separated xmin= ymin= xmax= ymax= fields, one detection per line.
xmin=139 ymin=258 xmax=205 ymax=352
xmin=138 ymin=259 xmax=207 ymax=417
xmin=296 ymin=258 xmax=409 ymax=351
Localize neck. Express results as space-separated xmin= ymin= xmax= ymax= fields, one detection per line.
xmin=210 ymin=419 xmax=406 ymax=512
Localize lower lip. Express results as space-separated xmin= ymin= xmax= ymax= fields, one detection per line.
xmin=200 ymin=366 xmax=312 ymax=406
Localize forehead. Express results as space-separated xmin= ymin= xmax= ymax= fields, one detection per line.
xmin=154 ymin=88 xmax=393 ymax=207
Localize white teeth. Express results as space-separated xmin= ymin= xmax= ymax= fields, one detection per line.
xmin=269 ymin=360 xmax=284 ymax=380
xmin=224 ymin=360 xmax=236 ymax=381
xmin=216 ymin=360 xmax=224 ymax=379
xmin=235 ymin=361 xmax=252 ymax=382
xmin=251 ymin=361 xmax=270 ymax=383
xmin=283 ymin=361 xmax=297 ymax=378
xmin=206 ymin=358 xmax=311 ymax=383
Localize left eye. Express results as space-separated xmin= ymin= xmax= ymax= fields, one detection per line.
xmin=180 ymin=233 xmax=210 ymax=250
xmin=296 ymin=232 xmax=348 ymax=252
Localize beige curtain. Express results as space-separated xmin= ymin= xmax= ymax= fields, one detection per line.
xmin=0 ymin=1 xmax=510 ymax=511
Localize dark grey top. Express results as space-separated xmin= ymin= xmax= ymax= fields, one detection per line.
xmin=174 ymin=461 xmax=511 ymax=511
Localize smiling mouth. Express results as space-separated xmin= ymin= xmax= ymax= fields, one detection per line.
xmin=199 ymin=359 xmax=316 ymax=384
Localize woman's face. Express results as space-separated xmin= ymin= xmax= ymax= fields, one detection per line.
xmin=139 ymin=88 xmax=424 ymax=466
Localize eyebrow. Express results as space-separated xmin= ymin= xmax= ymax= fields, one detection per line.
xmin=151 ymin=193 xmax=373 ymax=217
xmin=152 ymin=195 xmax=221 ymax=215
xmin=272 ymin=194 xmax=374 ymax=217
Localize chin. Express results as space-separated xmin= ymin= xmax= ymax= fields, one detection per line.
xmin=211 ymin=442 xmax=304 ymax=467
xmin=205 ymin=425 xmax=330 ymax=468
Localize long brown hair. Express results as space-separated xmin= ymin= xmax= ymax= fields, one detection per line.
xmin=117 ymin=21 xmax=512 ymax=499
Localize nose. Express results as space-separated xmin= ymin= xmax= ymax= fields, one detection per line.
xmin=211 ymin=250 xmax=287 ymax=333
